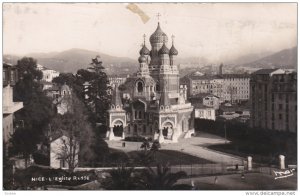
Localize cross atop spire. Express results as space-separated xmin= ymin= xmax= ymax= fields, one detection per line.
xmin=171 ymin=35 xmax=175 ymax=45
xmin=156 ymin=13 xmax=161 ymax=22
xmin=143 ymin=34 xmax=146 ymax=45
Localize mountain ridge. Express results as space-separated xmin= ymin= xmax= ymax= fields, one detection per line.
xmin=3 ymin=46 xmax=297 ymax=75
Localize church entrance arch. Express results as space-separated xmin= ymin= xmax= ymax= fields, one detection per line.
xmin=112 ymin=120 xmax=124 ymax=137
xmin=162 ymin=121 xmax=173 ymax=139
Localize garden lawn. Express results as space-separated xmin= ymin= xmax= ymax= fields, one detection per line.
xmin=127 ymin=150 xmax=214 ymax=166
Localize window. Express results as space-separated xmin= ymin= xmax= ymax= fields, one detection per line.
xmin=60 ymin=159 xmax=66 ymax=168
xmin=10 ymin=70 xmax=15 ymax=83
xmin=272 ymin=104 xmax=274 ymax=111
xmin=207 ymin=111 xmax=211 ymax=116
xmin=279 ymin=114 xmax=282 ymax=120
xmin=3 ymin=70 xmax=6 ymax=83
xmin=278 ymin=104 xmax=283 ymax=110
xmin=137 ymin=82 xmax=143 ymax=93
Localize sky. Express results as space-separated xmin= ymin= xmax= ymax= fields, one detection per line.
xmin=3 ymin=3 xmax=297 ymax=63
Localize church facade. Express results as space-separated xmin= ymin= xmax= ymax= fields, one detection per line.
xmin=107 ymin=22 xmax=195 ymax=143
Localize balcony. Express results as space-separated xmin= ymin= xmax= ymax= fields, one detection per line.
xmin=3 ymin=102 xmax=23 ymax=114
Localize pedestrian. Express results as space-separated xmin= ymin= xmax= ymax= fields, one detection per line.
xmin=214 ymin=176 xmax=218 ymax=184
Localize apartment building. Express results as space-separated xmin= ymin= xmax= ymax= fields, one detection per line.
xmin=250 ymin=69 xmax=297 ymax=132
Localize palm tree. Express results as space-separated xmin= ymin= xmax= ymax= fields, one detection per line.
xmin=139 ymin=164 xmax=192 ymax=190
xmin=135 ymin=150 xmax=154 ymax=166
xmin=140 ymin=139 xmax=150 ymax=151
xmin=150 ymin=140 xmax=161 ymax=161
xmin=101 ymin=165 xmax=139 ymax=190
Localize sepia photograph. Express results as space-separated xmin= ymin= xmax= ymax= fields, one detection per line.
xmin=2 ymin=2 xmax=298 ymax=193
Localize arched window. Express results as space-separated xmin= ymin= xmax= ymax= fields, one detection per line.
xmin=137 ymin=81 xmax=143 ymax=92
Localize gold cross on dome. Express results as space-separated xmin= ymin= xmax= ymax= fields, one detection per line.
xmin=171 ymin=35 xmax=175 ymax=44
xmin=143 ymin=34 xmax=146 ymax=45
xmin=156 ymin=13 xmax=161 ymax=21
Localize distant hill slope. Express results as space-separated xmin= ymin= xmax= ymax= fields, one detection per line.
xmin=4 ymin=48 xmax=137 ymax=75
xmin=4 ymin=47 xmax=297 ymax=75
xmin=242 ymin=47 xmax=297 ymax=69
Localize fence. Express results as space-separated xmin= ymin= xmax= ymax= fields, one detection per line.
xmin=169 ymin=163 xmax=245 ymax=177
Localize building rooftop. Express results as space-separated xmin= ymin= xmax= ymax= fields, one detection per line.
xmin=190 ymin=93 xmax=219 ymax=99
xmin=252 ymin=69 xmax=279 ymax=75
xmin=183 ymin=72 xmax=250 ymax=80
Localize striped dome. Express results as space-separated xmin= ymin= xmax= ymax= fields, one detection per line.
xmin=139 ymin=45 xmax=150 ymax=55
xmin=138 ymin=55 xmax=147 ymax=63
xmin=158 ymin=43 xmax=170 ymax=55
xmin=169 ymin=45 xmax=178 ymax=56
xmin=150 ymin=22 xmax=168 ymax=44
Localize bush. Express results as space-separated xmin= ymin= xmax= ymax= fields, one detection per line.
xmin=124 ymin=136 xmax=147 ymax=142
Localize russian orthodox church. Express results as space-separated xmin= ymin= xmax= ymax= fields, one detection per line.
xmin=107 ymin=22 xmax=195 ymax=143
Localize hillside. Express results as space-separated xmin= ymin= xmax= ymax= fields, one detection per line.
xmin=4 ymin=46 xmax=297 ymax=76
xmin=242 ymin=47 xmax=297 ymax=69
xmin=4 ymin=48 xmax=137 ymax=75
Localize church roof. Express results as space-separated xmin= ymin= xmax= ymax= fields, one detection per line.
xmin=150 ymin=22 xmax=168 ymax=44
xmin=138 ymin=55 xmax=147 ymax=63
xmin=139 ymin=45 xmax=150 ymax=56
xmin=158 ymin=43 xmax=170 ymax=55
xmin=169 ymin=44 xmax=178 ymax=56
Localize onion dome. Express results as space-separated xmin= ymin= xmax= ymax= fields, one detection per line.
xmin=150 ymin=22 xmax=168 ymax=44
xmin=139 ymin=45 xmax=150 ymax=55
xmin=169 ymin=45 xmax=178 ymax=56
xmin=138 ymin=55 xmax=147 ymax=63
xmin=158 ymin=43 xmax=169 ymax=55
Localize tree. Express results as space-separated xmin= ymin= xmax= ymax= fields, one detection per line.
xmin=139 ymin=164 xmax=191 ymax=190
xmin=52 ymin=73 xmax=83 ymax=102
xmin=11 ymin=57 xmax=54 ymax=160
xmin=53 ymin=57 xmax=112 ymax=125
xmin=102 ymin=165 xmax=139 ymax=190
xmin=83 ymin=56 xmax=112 ymax=124
xmin=9 ymin=127 xmax=38 ymax=167
xmin=50 ymin=95 xmax=96 ymax=171
xmin=150 ymin=140 xmax=161 ymax=161
xmin=140 ymin=139 xmax=150 ymax=151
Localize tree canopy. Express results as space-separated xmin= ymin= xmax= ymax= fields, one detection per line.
xmin=11 ymin=57 xmax=55 ymax=158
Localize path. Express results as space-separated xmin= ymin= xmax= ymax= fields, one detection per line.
xmin=106 ymin=132 xmax=244 ymax=164
xmin=178 ymin=172 xmax=297 ymax=190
